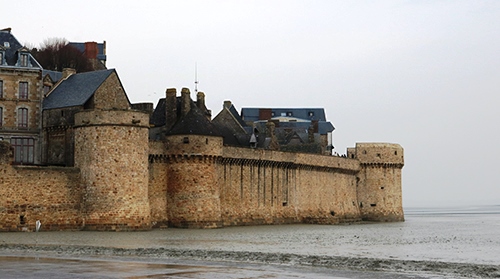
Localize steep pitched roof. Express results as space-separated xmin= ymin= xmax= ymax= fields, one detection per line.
xmin=150 ymin=98 xmax=166 ymax=126
xmin=0 ymin=29 xmax=41 ymax=69
xmin=168 ymin=107 xmax=221 ymax=136
xmin=42 ymin=70 xmax=63 ymax=83
xmin=42 ymin=69 xmax=114 ymax=110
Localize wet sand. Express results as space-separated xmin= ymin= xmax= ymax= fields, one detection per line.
xmin=1 ymin=215 xmax=500 ymax=278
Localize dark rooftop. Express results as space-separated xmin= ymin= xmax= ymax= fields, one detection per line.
xmin=42 ymin=69 xmax=114 ymax=110
xmin=0 ymin=29 xmax=41 ymax=69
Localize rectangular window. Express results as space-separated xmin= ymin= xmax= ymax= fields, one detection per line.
xmin=19 ymin=82 xmax=28 ymax=99
xmin=10 ymin=137 xmax=34 ymax=164
xmin=18 ymin=108 xmax=28 ymax=128
xmin=43 ymin=85 xmax=51 ymax=94
xmin=0 ymin=80 xmax=3 ymax=98
xmin=0 ymin=107 xmax=3 ymax=126
xmin=0 ymin=52 xmax=3 ymax=64
xmin=20 ymin=54 xmax=28 ymax=67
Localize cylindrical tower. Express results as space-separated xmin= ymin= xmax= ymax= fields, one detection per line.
xmin=74 ymin=109 xmax=151 ymax=231
xmin=354 ymin=143 xmax=404 ymax=222
xmin=165 ymin=134 xmax=223 ymax=228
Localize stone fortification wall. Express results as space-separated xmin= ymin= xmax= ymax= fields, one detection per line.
xmin=148 ymin=141 xmax=168 ymax=228
xmin=74 ymin=110 xmax=151 ymax=231
xmin=350 ymin=143 xmax=404 ymax=221
xmin=163 ymin=135 xmax=223 ymax=228
xmin=218 ymin=147 xmax=361 ymax=226
xmin=0 ymin=142 xmax=83 ymax=231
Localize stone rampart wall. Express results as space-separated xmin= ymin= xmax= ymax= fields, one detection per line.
xmin=0 ymin=164 xmax=83 ymax=231
xmin=217 ymin=147 xmax=362 ymax=226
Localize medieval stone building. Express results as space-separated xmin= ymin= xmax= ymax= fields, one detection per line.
xmin=0 ymin=29 xmax=404 ymax=232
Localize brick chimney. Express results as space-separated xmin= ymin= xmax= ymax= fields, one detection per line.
xmin=84 ymin=42 xmax=98 ymax=59
xmin=165 ymin=88 xmax=177 ymax=130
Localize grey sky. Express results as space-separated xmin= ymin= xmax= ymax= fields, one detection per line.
xmin=5 ymin=1 xmax=500 ymax=207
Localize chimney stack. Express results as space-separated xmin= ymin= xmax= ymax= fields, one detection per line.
xmin=165 ymin=88 xmax=177 ymax=130
xmin=196 ymin=91 xmax=205 ymax=110
xmin=223 ymin=100 xmax=232 ymax=109
xmin=180 ymin=88 xmax=191 ymax=117
xmin=84 ymin=42 xmax=98 ymax=59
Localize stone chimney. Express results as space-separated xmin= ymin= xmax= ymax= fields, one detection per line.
xmin=180 ymin=88 xmax=191 ymax=117
xmin=197 ymin=91 xmax=206 ymax=110
xmin=62 ymin=68 xmax=76 ymax=79
xmin=223 ymin=100 xmax=232 ymax=109
xmin=165 ymin=88 xmax=177 ymax=130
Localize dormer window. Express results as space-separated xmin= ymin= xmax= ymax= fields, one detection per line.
xmin=0 ymin=51 xmax=3 ymax=65
xmin=286 ymin=111 xmax=293 ymax=117
xmin=3 ymin=42 xmax=9 ymax=48
xmin=20 ymin=53 xmax=28 ymax=67
xmin=308 ymin=111 xmax=314 ymax=117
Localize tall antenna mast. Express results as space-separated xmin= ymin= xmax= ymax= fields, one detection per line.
xmin=194 ymin=62 xmax=199 ymax=93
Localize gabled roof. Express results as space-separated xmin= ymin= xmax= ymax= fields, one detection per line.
xmin=0 ymin=29 xmax=41 ymax=69
xmin=42 ymin=69 xmax=114 ymax=110
xmin=42 ymin=70 xmax=63 ymax=83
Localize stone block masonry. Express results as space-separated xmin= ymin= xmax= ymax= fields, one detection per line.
xmin=0 ymin=142 xmax=83 ymax=231
xmin=74 ymin=110 xmax=151 ymax=231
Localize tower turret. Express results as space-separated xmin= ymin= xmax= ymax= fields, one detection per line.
xmin=74 ymin=109 xmax=151 ymax=230
xmin=352 ymin=143 xmax=404 ymax=222
xmin=164 ymin=88 xmax=223 ymax=228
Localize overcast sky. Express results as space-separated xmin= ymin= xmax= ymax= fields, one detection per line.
xmin=5 ymin=1 xmax=499 ymax=207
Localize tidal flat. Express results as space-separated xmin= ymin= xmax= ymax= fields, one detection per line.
xmin=1 ymin=206 xmax=499 ymax=278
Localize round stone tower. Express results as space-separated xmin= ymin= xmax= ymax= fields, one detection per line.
xmin=163 ymin=89 xmax=223 ymax=228
xmin=353 ymin=143 xmax=404 ymax=222
xmin=74 ymin=110 xmax=151 ymax=231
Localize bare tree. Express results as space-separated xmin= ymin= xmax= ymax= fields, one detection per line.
xmin=32 ymin=38 xmax=92 ymax=72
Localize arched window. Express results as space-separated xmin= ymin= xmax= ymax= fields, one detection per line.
xmin=18 ymin=107 xmax=28 ymax=128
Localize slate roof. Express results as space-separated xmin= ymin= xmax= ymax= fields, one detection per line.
xmin=228 ymin=105 xmax=247 ymax=128
xmin=43 ymin=69 xmax=114 ymax=110
xmin=0 ymin=29 xmax=41 ymax=69
xmin=241 ymin=108 xmax=327 ymax=122
xmin=42 ymin=70 xmax=63 ymax=83
xmin=168 ymin=106 xmax=221 ymax=136
xmin=150 ymin=98 xmax=166 ymax=126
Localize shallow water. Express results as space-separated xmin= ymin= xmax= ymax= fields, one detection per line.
xmin=1 ymin=205 xmax=499 ymax=278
